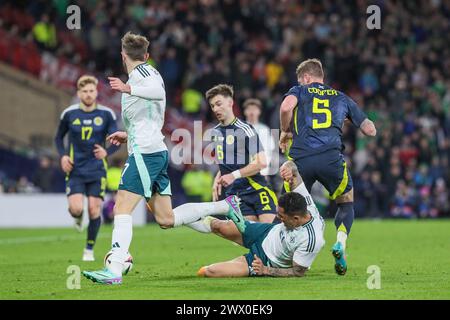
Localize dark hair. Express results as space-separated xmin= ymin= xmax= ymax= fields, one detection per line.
xmin=205 ymin=84 xmax=234 ymax=102
xmin=278 ymin=192 xmax=307 ymax=216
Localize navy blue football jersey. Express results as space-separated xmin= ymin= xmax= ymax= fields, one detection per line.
xmin=285 ymin=82 xmax=367 ymax=159
xmin=211 ymin=118 xmax=268 ymax=196
xmin=55 ymin=104 xmax=119 ymax=180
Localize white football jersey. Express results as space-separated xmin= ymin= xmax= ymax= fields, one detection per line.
xmin=252 ymin=122 xmax=276 ymax=176
xmin=262 ymin=184 xmax=325 ymax=268
xmin=121 ymin=63 xmax=167 ymax=155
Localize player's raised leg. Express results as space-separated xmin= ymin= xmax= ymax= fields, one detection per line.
xmin=147 ymin=193 xmax=245 ymax=232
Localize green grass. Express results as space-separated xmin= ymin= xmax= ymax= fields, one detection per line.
xmin=1 ymin=219 xmax=449 ymax=300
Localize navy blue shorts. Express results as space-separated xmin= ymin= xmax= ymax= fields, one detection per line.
xmin=66 ymin=175 xmax=106 ymax=199
xmin=242 ymin=221 xmax=276 ymax=276
xmin=236 ymin=188 xmax=277 ymax=217
xmin=294 ymin=149 xmax=353 ymax=200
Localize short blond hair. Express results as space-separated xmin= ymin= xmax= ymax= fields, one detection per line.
xmin=296 ymin=58 xmax=324 ymax=78
xmin=205 ymin=84 xmax=234 ymax=102
xmin=121 ymin=31 xmax=149 ymax=61
xmin=77 ymin=75 xmax=98 ymax=90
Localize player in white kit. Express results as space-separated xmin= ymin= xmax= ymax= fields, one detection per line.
xmin=82 ymin=32 xmax=244 ymax=285
xmin=197 ymin=160 xmax=325 ymax=277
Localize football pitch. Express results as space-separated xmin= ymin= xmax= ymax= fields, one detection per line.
xmin=1 ymin=219 xmax=449 ymax=300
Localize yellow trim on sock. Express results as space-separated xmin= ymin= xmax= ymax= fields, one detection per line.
xmin=337 ymin=223 xmax=347 ymax=234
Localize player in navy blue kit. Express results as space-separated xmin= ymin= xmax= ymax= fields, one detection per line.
xmin=279 ymin=59 xmax=377 ymax=275
xmin=206 ymin=84 xmax=277 ymax=223
xmin=55 ymin=75 xmax=119 ymax=261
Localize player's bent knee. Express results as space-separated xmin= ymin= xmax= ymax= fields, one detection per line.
xmin=68 ymin=206 xmax=83 ymax=217
xmin=336 ymin=189 xmax=354 ymax=203
xmin=210 ymin=220 xmax=222 ymax=233
xmin=155 ymin=216 xmax=174 ymax=229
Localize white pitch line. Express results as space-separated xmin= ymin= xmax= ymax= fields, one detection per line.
xmin=0 ymin=233 xmax=110 ymax=245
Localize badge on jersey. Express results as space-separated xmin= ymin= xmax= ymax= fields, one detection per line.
xmin=94 ymin=117 xmax=103 ymax=126
xmin=226 ymin=135 xmax=235 ymax=145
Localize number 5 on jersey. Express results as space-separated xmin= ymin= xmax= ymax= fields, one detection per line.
xmin=312 ymin=97 xmax=331 ymax=129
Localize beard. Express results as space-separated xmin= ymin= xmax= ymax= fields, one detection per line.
xmin=82 ymin=98 xmax=95 ymax=107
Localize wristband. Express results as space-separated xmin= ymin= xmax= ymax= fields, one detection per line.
xmin=231 ymin=170 xmax=242 ymax=179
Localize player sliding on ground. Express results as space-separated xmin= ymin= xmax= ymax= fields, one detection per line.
xmin=196 ymin=161 xmax=325 ymax=277
xmin=82 ymin=32 xmax=244 ymax=285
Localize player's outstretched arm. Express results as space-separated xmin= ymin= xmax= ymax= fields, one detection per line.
xmin=218 ymin=152 xmax=267 ymax=187
xmin=108 ymin=77 xmax=165 ymax=101
xmin=55 ymin=113 xmax=73 ymax=173
xmin=107 ymin=131 xmax=128 ymax=146
xmin=252 ymin=255 xmax=307 ymax=277
xmin=105 ymin=113 xmax=120 ymax=156
xmin=212 ymin=171 xmax=222 ymax=201
xmin=279 ymin=95 xmax=297 ymax=153
xmin=280 ymin=160 xmax=303 ymax=190
xmin=359 ymin=118 xmax=377 ymax=136
xmin=279 ymin=95 xmax=297 ymax=132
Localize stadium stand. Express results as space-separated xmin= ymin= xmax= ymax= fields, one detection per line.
xmin=0 ymin=0 xmax=448 ymax=218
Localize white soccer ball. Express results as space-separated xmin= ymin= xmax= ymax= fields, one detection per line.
xmin=104 ymin=251 xmax=133 ymax=275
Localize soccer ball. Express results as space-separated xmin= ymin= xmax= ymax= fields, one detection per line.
xmin=104 ymin=251 xmax=133 ymax=275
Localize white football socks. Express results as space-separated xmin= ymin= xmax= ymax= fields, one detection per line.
xmin=337 ymin=231 xmax=347 ymax=250
xmin=109 ymin=214 xmax=133 ymax=276
xmin=186 ymin=216 xmax=216 ymax=233
xmin=173 ymin=200 xmax=229 ymax=227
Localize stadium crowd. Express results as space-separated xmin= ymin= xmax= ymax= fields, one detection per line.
xmin=0 ymin=0 xmax=449 ymax=218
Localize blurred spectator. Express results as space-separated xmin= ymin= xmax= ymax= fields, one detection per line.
xmin=32 ymin=13 xmax=56 ymax=51
xmin=103 ymin=158 xmax=124 ymax=224
xmin=32 ymin=156 xmax=54 ymax=193
xmin=16 ymin=176 xmax=37 ymax=193
xmin=181 ymin=165 xmax=213 ymax=202
xmin=181 ymin=88 xmax=203 ymax=115
xmin=106 ymin=158 xmax=123 ymax=192
xmin=434 ymin=178 xmax=449 ymax=216
xmin=391 ymin=180 xmax=416 ymax=219
xmin=0 ymin=0 xmax=448 ymax=218
xmin=417 ymin=186 xmax=438 ymax=218
xmin=102 ymin=192 xmax=117 ymax=224
xmin=243 ymin=98 xmax=276 ymax=178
